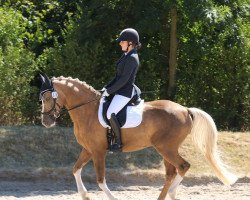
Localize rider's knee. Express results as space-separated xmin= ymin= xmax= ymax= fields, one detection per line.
xmin=106 ymin=110 xmax=113 ymax=120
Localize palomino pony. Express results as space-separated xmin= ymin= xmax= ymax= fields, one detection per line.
xmin=39 ymin=74 xmax=237 ymax=200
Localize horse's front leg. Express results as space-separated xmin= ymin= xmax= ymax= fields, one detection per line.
xmin=93 ymin=152 xmax=117 ymax=200
xmin=73 ymin=148 xmax=92 ymax=200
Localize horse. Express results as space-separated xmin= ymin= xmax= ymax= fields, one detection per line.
xmin=39 ymin=74 xmax=237 ymax=200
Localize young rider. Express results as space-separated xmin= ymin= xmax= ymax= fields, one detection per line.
xmin=102 ymin=28 xmax=141 ymax=151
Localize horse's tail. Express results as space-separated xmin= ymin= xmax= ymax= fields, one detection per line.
xmin=188 ymin=107 xmax=238 ymax=185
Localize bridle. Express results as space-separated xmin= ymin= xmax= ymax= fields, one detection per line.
xmin=40 ymin=89 xmax=99 ymax=120
xmin=40 ymin=90 xmax=62 ymax=120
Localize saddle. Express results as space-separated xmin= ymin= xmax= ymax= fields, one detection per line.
xmin=98 ymin=91 xmax=144 ymax=152
xmin=102 ymin=94 xmax=142 ymax=127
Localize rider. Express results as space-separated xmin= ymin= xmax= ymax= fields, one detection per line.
xmin=102 ymin=28 xmax=141 ymax=151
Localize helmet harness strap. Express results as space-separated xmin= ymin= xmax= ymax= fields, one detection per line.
xmin=126 ymin=41 xmax=132 ymax=52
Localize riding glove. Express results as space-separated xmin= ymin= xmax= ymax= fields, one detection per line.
xmin=102 ymin=90 xmax=109 ymax=97
xmin=100 ymin=87 xmax=106 ymax=92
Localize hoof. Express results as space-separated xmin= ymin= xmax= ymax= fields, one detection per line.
xmin=169 ymin=192 xmax=176 ymax=200
xmin=80 ymin=193 xmax=91 ymax=200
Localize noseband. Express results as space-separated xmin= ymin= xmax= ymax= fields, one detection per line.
xmin=41 ymin=91 xmax=61 ymax=120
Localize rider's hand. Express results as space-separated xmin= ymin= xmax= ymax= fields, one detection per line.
xmin=102 ymin=90 xmax=109 ymax=97
xmin=100 ymin=87 xmax=106 ymax=92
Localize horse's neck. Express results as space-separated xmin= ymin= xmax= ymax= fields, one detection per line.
xmin=54 ymin=79 xmax=100 ymax=119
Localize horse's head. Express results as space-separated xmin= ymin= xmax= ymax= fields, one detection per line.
xmin=38 ymin=74 xmax=100 ymax=128
xmin=39 ymin=74 xmax=62 ymax=128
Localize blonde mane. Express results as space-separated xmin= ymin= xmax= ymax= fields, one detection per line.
xmin=52 ymin=76 xmax=100 ymax=95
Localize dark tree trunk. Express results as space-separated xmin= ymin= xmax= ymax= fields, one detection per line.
xmin=167 ymin=7 xmax=177 ymax=100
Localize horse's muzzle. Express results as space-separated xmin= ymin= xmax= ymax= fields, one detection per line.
xmin=41 ymin=113 xmax=56 ymax=128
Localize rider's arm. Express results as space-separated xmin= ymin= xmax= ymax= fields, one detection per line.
xmin=106 ymin=56 xmax=138 ymax=95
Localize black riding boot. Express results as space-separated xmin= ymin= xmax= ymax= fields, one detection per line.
xmin=109 ymin=113 xmax=122 ymax=152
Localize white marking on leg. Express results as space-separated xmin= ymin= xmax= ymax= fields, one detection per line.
xmin=168 ymin=173 xmax=183 ymax=200
xmin=98 ymin=177 xmax=117 ymax=200
xmin=74 ymin=168 xmax=88 ymax=199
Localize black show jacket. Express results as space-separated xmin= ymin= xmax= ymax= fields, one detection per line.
xmin=105 ymin=49 xmax=139 ymax=98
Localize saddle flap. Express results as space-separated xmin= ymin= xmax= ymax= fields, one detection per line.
xmin=98 ymin=97 xmax=144 ymax=129
xmin=102 ymin=97 xmax=127 ymax=127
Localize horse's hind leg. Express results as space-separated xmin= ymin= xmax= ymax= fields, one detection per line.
xmin=171 ymin=153 xmax=190 ymax=177
xmin=158 ymin=160 xmax=177 ymax=200
xmin=159 ymin=148 xmax=190 ymax=177
xmin=155 ymin=147 xmax=190 ymax=199
xmin=153 ymin=129 xmax=191 ymax=178
xmin=168 ymin=172 xmax=183 ymax=199
xmin=73 ymin=148 xmax=92 ymax=200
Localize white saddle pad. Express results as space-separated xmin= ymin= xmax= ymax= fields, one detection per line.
xmin=98 ymin=97 xmax=144 ymax=128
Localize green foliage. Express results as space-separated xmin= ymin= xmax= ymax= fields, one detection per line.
xmin=176 ymin=0 xmax=249 ymax=130
xmin=42 ymin=0 xmax=172 ymax=99
xmin=2 ymin=0 xmax=81 ymax=55
xmin=0 ymin=1 xmax=82 ymax=124
xmin=0 ymin=7 xmax=37 ymax=124
xmin=0 ymin=0 xmax=248 ymax=130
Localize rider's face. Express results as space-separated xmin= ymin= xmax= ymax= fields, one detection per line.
xmin=119 ymin=41 xmax=129 ymax=52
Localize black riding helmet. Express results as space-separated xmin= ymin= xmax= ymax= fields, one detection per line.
xmin=116 ymin=28 xmax=140 ymax=45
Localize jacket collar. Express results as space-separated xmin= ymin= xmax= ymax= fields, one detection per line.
xmin=116 ymin=49 xmax=137 ymax=65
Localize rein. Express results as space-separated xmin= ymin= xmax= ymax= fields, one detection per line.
xmin=41 ymin=90 xmax=100 ymax=119
xmin=41 ymin=87 xmax=153 ymax=119
xmin=67 ymin=96 xmax=100 ymax=111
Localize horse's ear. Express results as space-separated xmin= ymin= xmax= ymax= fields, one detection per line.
xmin=39 ymin=74 xmax=45 ymax=84
xmin=38 ymin=73 xmax=53 ymax=92
xmin=30 ymin=73 xmax=44 ymax=88
xmin=43 ymin=73 xmax=52 ymax=86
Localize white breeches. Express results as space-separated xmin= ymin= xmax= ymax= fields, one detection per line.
xmin=106 ymin=89 xmax=135 ymax=120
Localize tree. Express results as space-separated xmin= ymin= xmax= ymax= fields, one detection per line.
xmin=1 ymin=0 xmax=81 ymax=55
xmin=37 ymin=0 xmax=250 ymax=130
xmin=167 ymin=5 xmax=178 ymax=99
xmin=176 ymin=0 xmax=249 ymax=130
xmin=0 ymin=7 xmax=36 ymax=124
xmin=0 ymin=0 xmax=248 ymax=130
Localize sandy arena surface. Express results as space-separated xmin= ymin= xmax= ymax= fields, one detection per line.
xmin=0 ymin=178 xmax=249 ymax=200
